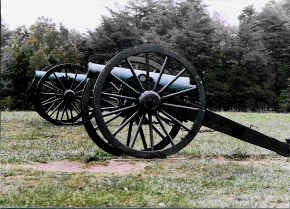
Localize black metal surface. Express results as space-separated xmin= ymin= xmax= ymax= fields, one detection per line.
xmin=202 ymin=110 xmax=290 ymax=157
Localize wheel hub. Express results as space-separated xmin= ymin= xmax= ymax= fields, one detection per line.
xmin=63 ymin=89 xmax=75 ymax=102
xmin=139 ymin=90 xmax=161 ymax=112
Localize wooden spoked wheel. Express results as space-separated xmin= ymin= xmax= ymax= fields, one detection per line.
xmin=92 ymin=45 xmax=206 ymax=158
xmin=82 ymin=56 xmax=180 ymax=155
xmin=36 ymin=64 xmax=87 ymax=125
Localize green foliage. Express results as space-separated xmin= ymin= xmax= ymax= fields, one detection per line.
xmin=0 ymin=18 xmax=83 ymax=110
xmin=84 ymin=0 xmax=289 ymax=112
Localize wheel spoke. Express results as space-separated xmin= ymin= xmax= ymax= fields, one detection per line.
xmin=158 ymin=68 xmax=186 ymax=94
xmin=40 ymin=92 xmax=63 ymax=96
xmin=130 ymin=114 xmax=144 ymax=148
xmin=151 ymin=122 xmax=166 ymax=140
xmin=103 ymin=98 xmax=118 ymax=107
xmin=101 ymin=106 xmax=120 ymax=111
xmin=139 ymin=125 xmax=148 ymax=150
xmin=53 ymin=72 xmax=66 ymax=90
xmin=73 ymin=78 xmax=86 ymax=91
xmin=161 ymin=86 xmax=196 ymax=100
xmin=41 ymin=96 xmax=61 ymax=106
xmin=104 ymin=112 xmax=122 ymax=125
xmin=102 ymin=104 xmax=137 ymax=117
xmin=160 ymin=109 xmax=191 ymax=131
xmin=65 ymin=107 xmax=70 ymax=121
xmin=111 ymin=74 xmax=140 ymax=95
xmin=42 ymin=82 xmax=63 ymax=93
xmin=110 ymin=82 xmax=120 ymax=92
xmin=71 ymin=102 xmax=81 ymax=114
xmin=112 ymin=110 xmax=139 ymax=136
xmin=148 ymin=114 xmax=154 ymax=150
xmin=126 ymin=121 xmax=134 ymax=146
xmin=69 ymin=104 xmax=74 ymax=120
xmin=75 ymin=89 xmax=84 ymax=94
xmin=158 ymin=114 xmax=174 ymax=125
xmin=126 ymin=58 xmax=145 ymax=91
xmin=49 ymin=100 xmax=64 ymax=117
xmin=184 ymin=101 xmax=204 ymax=109
xmin=55 ymin=106 xmax=61 ymax=120
xmin=143 ymin=114 xmax=166 ymax=139
xmin=45 ymin=99 xmax=59 ymax=112
xmin=145 ymin=53 xmax=150 ymax=89
xmin=70 ymin=70 xmax=78 ymax=89
xmin=155 ymin=114 xmax=175 ymax=146
xmin=134 ymin=114 xmax=149 ymax=149
xmin=162 ymin=103 xmax=199 ymax=111
xmin=43 ymin=80 xmax=63 ymax=91
xmin=41 ymin=98 xmax=61 ymax=106
xmin=153 ymin=56 xmax=168 ymax=90
xmin=102 ymin=92 xmax=136 ymax=101
xmin=60 ymin=103 xmax=67 ymax=121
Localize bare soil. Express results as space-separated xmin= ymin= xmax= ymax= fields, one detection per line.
xmin=21 ymin=160 xmax=149 ymax=175
xmin=16 ymin=157 xmax=289 ymax=175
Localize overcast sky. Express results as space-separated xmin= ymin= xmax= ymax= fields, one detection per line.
xmin=1 ymin=0 xmax=269 ymax=33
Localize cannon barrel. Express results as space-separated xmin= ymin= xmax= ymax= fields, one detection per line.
xmin=34 ymin=63 xmax=192 ymax=91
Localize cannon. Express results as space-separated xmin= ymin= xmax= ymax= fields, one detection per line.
xmin=81 ymin=44 xmax=290 ymax=158
xmin=33 ymin=44 xmax=290 ymax=158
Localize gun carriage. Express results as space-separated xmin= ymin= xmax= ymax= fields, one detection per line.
xmin=33 ymin=44 xmax=290 ymax=158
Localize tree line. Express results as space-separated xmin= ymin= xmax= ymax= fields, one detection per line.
xmin=1 ymin=0 xmax=290 ymax=111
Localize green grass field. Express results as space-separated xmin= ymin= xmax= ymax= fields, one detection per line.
xmin=0 ymin=111 xmax=289 ymax=207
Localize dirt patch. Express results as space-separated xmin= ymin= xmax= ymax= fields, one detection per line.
xmin=22 ymin=160 xmax=149 ymax=175
xmin=3 ymin=156 xmax=289 ymax=175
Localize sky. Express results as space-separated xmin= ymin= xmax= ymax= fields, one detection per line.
xmin=1 ymin=0 xmax=269 ymax=33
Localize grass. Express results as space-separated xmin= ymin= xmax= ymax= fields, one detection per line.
xmin=0 ymin=111 xmax=110 ymax=163
xmin=0 ymin=111 xmax=289 ymax=207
